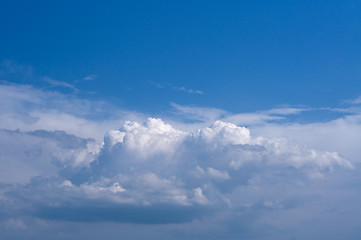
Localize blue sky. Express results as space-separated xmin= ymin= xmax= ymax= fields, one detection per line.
xmin=1 ymin=1 xmax=361 ymax=113
xmin=1 ymin=1 xmax=361 ymax=240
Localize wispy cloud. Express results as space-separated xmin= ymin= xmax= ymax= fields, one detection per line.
xmin=83 ymin=74 xmax=97 ymax=81
xmin=0 ymin=83 xmax=143 ymax=140
xmin=341 ymin=95 xmax=361 ymax=105
xmin=170 ymin=103 xmax=227 ymax=121
xmin=321 ymin=96 xmax=361 ymax=115
xmin=0 ymin=60 xmax=33 ymax=80
xmin=173 ymin=86 xmax=204 ymax=95
xmin=44 ymin=77 xmax=78 ymax=92
xmin=150 ymin=81 xmax=204 ymax=95
xmin=171 ymin=103 xmax=310 ymax=125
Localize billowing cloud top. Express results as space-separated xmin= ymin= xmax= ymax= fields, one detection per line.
xmin=21 ymin=118 xmax=346 ymax=216
xmin=1 ymin=83 xmax=361 ymax=239
xmin=1 ymin=117 xmax=352 ymax=224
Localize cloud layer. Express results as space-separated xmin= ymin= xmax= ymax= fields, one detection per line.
xmin=1 ymin=117 xmax=352 ymax=225
xmin=1 ymin=83 xmax=361 ymax=239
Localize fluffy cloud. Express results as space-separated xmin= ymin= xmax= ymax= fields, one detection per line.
xmin=0 ymin=129 xmax=100 ymax=184
xmin=1 ymin=117 xmax=351 ymax=226
xmin=1 ymin=83 xmax=361 ymax=239
xmin=102 ymin=118 xmax=350 ymax=173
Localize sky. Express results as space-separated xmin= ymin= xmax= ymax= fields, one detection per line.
xmin=1 ymin=1 xmax=361 ymax=239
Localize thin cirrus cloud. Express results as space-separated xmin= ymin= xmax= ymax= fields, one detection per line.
xmin=43 ymin=77 xmax=78 ymax=92
xmin=150 ymin=81 xmax=204 ymax=95
xmin=83 ymin=74 xmax=97 ymax=81
xmin=173 ymin=86 xmax=204 ymax=95
xmin=0 ymin=83 xmax=144 ymax=140
xmin=1 ymin=83 xmax=361 ymax=239
xmin=170 ymin=102 xmax=310 ymax=126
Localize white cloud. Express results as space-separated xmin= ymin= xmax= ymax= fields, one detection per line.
xmin=1 ymin=83 xmax=361 ymax=239
xmin=171 ymin=103 xmax=310 ymax=126
xmin=0 ymin=129 xmax=99 ymax=184
xmin=341 ymin=95 xmax=361 ymax=105
xmin=1 ymin=115 xmax=352 ymax=223
xmin=251 ymin=114 xmax=361 ymax=165
xmin=39 ymin=118 xmax=348 ymax=212
xmin=207 ymin=167 xmax=230 ymax=180
xmin=352 ymin=96 xmax=361 ymax=104
xmin=170 ymin=103 xmax=227 ymax=122
xmin=83 ymin=74 xmax=97 ymax=81
xmin=262 ymin=107 xmax=309 ymax=115
xmin=174 ymin=86 xmax=204 ymax=95
xmin=44 ymin=77 xmax=78 ymax=92
xmin=0 ymin=83 xmax=144 ymax=140
xmin=150 ymin=81 xmax=204 ymax=95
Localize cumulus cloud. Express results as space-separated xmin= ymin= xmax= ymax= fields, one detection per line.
xmin=1 ymin=83 xmax=361 ymax=239
xmin=0 ymin=129 xmax=100 ymax=184
xmin=1 ymin=117 xmax=352 ymax=228
xmin=94 ymin=118 xmax=351 ymax=187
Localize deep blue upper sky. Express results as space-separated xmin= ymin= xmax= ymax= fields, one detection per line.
xmin=1 ymin=0 xmax=361 ymax=114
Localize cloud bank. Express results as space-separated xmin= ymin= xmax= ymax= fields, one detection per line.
xmin=0 ymin=117 xmax=352 ymax=222
xmin=1 ymin=83 xmax=361 ymax=240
